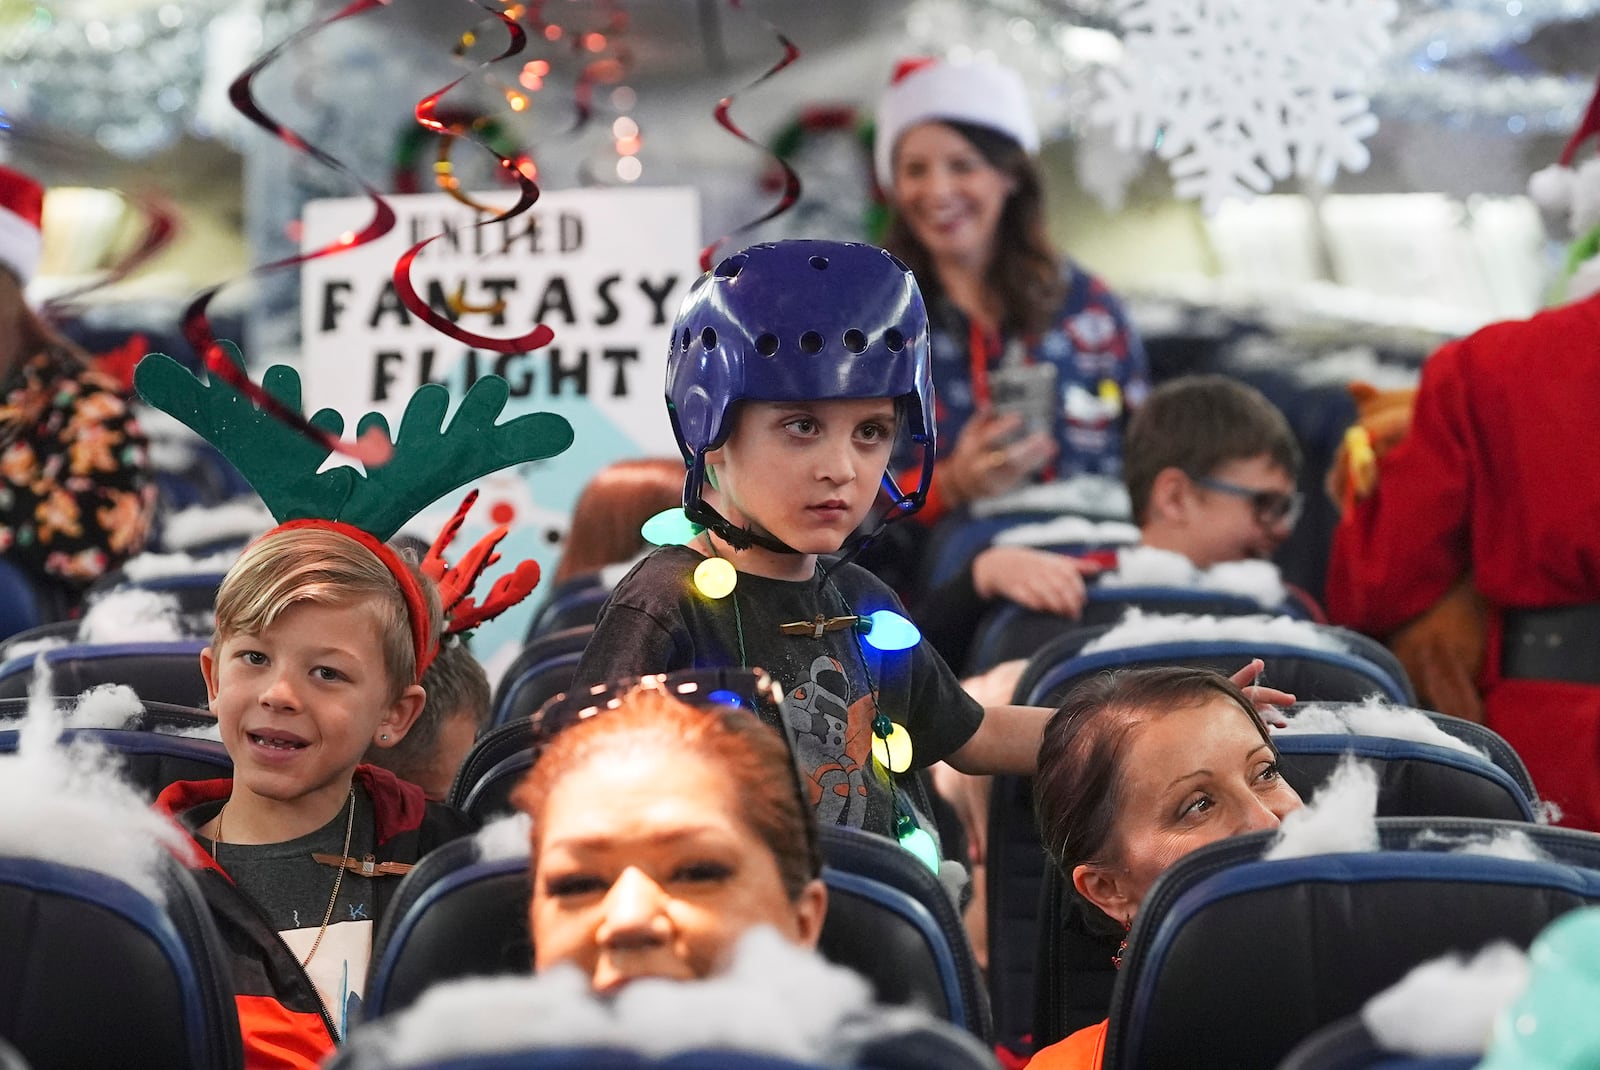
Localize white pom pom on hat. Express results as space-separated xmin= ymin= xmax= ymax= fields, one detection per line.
xmin=1528 ymin=72 xmax=1600 ymax=219
xmin=872 ymin=56 xmax=1039 ymax=191
xmin=0 ymin=164 xmax=43 ymax=287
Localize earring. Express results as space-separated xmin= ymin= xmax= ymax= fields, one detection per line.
xmin=380 ymin=733 xmax=390 ymax=742
xmin=1112 ymin=915 xmax=1131 ymax=970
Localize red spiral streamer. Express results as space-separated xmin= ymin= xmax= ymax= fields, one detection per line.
xmin=182 ymin=0 xmax=400 ymax=466
xmin=698 ymin=0 xmax=803 ymax=272
xmin=392 ymin=1 xmax=553 ymax=356
xmin=42 ymin=193 xmax=179 ymax=317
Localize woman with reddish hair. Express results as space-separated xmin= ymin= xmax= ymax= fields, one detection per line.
xmin=329 ymin=676 xmax=997 ymax=1068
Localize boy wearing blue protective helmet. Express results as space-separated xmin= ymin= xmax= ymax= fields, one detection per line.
xmin=573 ymin=240 xmax=1053 ymax=849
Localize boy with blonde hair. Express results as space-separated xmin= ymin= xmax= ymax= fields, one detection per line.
xmin=156 ymin=525 xmax=474 ymax=1067
xmin=136 ymin=344 xmax=572 ymax=1070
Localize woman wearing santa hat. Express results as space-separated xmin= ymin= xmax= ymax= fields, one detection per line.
xmin=874 ymin=57 xmax=1150 ymax=523
xmin=0 ymin=163 xmax=153 ymax=615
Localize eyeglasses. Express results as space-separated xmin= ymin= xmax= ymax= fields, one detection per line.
xmin=1190 ymin=475 xmax=1304 ymax=528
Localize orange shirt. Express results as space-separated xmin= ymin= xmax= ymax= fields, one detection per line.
xmin=1026 ymin=1019 xmax=1107 ymax=1070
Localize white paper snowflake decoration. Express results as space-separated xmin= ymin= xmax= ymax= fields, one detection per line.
xmin=1091 ymin=0 xmax=1397 ymax=213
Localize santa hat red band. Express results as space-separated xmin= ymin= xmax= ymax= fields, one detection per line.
xmin=873 ymin=57 xmax=1040 ymax=190
xmin=268 ymin=519 xmax=438 ymax=682
xmin=0 ymin=164 xmax=43 ymax=286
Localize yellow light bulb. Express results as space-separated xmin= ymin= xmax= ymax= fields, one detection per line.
xmin=871 ymin=722 xmax=914 ymax=773
xmin=693 ymin=557 xmax=738 ymax=599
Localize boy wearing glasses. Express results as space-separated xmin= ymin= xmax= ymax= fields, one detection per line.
xmin=1122 ymin=374 xmax=1306 ymax=576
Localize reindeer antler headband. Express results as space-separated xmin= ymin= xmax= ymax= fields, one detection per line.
xmin=421 ymin=489 xmax=544 ymax=637
xmin=135 ymin=342 xmax=574 ymax=678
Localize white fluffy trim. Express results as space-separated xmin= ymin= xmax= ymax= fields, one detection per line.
xmin=1081 ymin=608 xmax=1345 ymax=656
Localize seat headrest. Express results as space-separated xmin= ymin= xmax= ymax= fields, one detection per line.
xmin=1101 ymin=819 xmax=1600 ymax=1069
xmin=0 ymin=854 xmax=241 ymax=1069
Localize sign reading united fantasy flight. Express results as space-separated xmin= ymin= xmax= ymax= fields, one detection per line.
xmin=300 ymin=187 xmax=699 ymax=676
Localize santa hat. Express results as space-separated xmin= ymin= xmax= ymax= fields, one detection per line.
xmin=1527 ymin=72 xmax=1600 ymax=301
xmin=0 ymin=164 xmax=43 ymax=286
xmin=873 ymin=57 xmax=1039 ymax=191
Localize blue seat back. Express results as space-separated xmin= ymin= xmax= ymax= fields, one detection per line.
xmin=524 ymin=577 xmax=611 ymax=643
xmin=0 ymin=854 xmax=242 ymax=1069
xmin=1274 ymin=734 xmax=1535 ymax=822
xmin=489 ymin=627 xmax=593 ymax=730
xmin=0 ymin=559 xmax=53 ymax=641
xmin=0 ymin=640 xmax=209 ymax=708
xmin=1018 ymin=631 xmax=1413 ymax=709
xmin=1097 ymin=820 xmax=1600 ymax=1069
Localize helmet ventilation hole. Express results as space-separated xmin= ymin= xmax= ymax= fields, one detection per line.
xmin=809 ymin=255 xmax=829 ymax=270
xmin=884 ymin=328 xmax=905 ymax=352
xmin=680 ymin=328 xmax=691 ymax=352
xmin=701 ymin=327 xmax=718 ymax=350
xmin=756 ymin=333 xmax=780 ymax=357
xmin=800 ymin=331 xmax=825 ymax=354
xmin=714 ymin=254 xmax=747 ymax=278
xmin=843 ymin=329 xmax=867 ymax=353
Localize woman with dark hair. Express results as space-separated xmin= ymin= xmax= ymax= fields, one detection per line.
xmin=1027 ymin=666 xmax=1304 ymax=1069
xmin=874 ymin=58 xmax=1150 ymax=524
xmin=0 ymin=164 xmax=153 ymax=613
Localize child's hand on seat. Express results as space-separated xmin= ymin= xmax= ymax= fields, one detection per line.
xmin=971 ymin=545 xmax=1101 ymax=618
xmin=1229 ymin=658 xmax=1294 ymax=728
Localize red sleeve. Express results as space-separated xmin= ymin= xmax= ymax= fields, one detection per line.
xmin=1326 ymin=339 xmax=1473 ymax=636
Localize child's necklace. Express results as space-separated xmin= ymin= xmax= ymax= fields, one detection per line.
xmin=212 ymin=788 xmax=356 ymax=970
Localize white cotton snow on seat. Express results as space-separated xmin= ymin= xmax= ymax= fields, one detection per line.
xmin=1093 ymin=544 xmax=1289 ymax=608
xmin=1361 ymin=943 xmax=1530 ymax=1056
xmin=117 ymin=549 xmax=238 ymax=583
xmin=990 ymin=516 xmax=1141 ymax=549
xmin=1263 ymin=754 xmax=1380 ymax=860
xmin=0 ymin=668 xmax=195 ymax=904
xmin=1279 ymin=696 xmax=1488 ymax=759
xmin=157 ymin=500 xmax=272 ymax=553
xmin=474 ymin=811 xmax=532 ymax=864
xmin=1078 ymin=608 xmax=1344 ymax=656
xmin=354 ymin=927 xmax=951 ymax=1066
xmin=77 ymin=588 xmax=186 ymax=644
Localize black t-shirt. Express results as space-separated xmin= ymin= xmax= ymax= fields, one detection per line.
xmin=190 ymin=789 xmax=380 ymax=1038
xmin=573 ymin=546 xmax=986 ymax=837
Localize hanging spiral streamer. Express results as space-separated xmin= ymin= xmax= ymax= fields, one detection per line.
xmin=698 ymin=0 xmax=803 ymax=271
xmin=391 ymin=1 xmax=554 ymax=356
xmin=181 ymin=0 xmax=400 ymax=467
xmin=41 ymin=193 xmax=178 ymax=318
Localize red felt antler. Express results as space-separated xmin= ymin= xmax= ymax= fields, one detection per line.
xmin=423 ymin=491 xmax=543 ymax=636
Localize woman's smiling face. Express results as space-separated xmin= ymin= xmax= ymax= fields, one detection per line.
xmin=890 ymin=121 xmax=1015 ymax=272
xmin=530 ymin=747 xmax=824 ymax=993
xmin=1075 ymin=694 xmax=1304 ymax=919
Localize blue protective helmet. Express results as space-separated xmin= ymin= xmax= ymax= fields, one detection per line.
xmin=665 ymin=239 xmax=936 ymax=550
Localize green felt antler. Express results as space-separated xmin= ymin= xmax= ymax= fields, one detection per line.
xmin=135 ymin=342 xmax=355 ymax=524
xmin=134 ymin=343 xmax=575 ymax=540
xmin=340 ymin=374 xmax=574 ymax=540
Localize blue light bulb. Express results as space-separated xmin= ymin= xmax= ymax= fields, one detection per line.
xmin=861 ymin=609 xmax=921 ymax=651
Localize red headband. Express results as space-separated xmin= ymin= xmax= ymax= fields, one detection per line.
xmin=269 ymin=519 xmax=437 ymax=682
